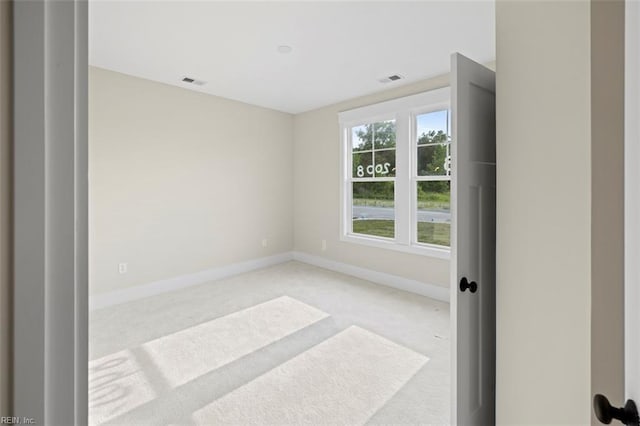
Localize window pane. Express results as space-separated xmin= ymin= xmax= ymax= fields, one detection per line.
xmin=352 ymin=125 xmax=372 ymax=152
xmin=352 ymin=182 xmax=395 ymax=238
xmin=373 ymin=149 xmax=396 ymax=177
xmin=373 ymin=120 xmax=396 ymax=149
xmin=417 ymin=144 xmax=450 ymax=176
xmin=417 ymin=110 xmax=448 ymax=145
xmin=417 ymin=181 xmax=450 ymax=246
xmin=352 ymin=151 xmax=373 ymax=178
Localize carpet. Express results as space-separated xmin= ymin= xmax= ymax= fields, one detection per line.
xmin=89 ymin=262 xmax=450 ymax=425
xmin=193 ymin=325 xmax=429 ymax=425
xmin=89 ymin=296 xmax=329 ymax=424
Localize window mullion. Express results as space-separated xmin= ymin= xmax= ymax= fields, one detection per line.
xmin=410 ymin=113 xmax=418 ymax=245
xmin=395 ymin=112 xmax=410 ymax=245
xmin=343 ymin=126 xmax=351 ymax=235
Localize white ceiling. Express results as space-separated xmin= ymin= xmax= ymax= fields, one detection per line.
xmin=89 ymin=1 xmax=495 ymax=114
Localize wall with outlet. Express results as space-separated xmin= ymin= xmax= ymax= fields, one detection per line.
xmin=89 ymin=67 xmax=294 ymax=295
xmin=89 ymin=65 xmax=494 ymax=296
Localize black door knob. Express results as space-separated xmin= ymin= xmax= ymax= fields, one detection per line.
xmin=459 ymin=277 xmax=477 ymax=293
xmin=594 ymin=394 xmax=639 ymax=425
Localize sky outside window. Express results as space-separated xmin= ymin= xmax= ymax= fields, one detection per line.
xmin=416 ymin=110 xmax=448 ymax=137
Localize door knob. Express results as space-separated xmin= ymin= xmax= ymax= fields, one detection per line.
xmin=459 ymin=277 xmax=477 ymax=293
xmin=594 ymin=394 xmax=639 ymax=425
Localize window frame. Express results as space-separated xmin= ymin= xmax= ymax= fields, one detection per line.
xmin=412 ymin=107 xmax=452 ymax=249
xmin=339 ymin=87 xmax=451 ymax=259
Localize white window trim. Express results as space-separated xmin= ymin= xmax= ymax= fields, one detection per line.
xmin=339 ymin=87 xmax=451 ymax=259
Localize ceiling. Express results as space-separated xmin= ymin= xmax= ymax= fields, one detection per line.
xmin=89 ymin=1 xmax=495 ymax=114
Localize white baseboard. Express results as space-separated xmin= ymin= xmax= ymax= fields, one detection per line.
xmin=89 ymin=252 xmax=294 ymax=311
xmin=292 ymin=251 xmax=450 ymax=303
xmin=90 ymin=250 xmax=449 ymax=311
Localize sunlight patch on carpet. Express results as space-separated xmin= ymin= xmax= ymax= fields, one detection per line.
xmin=89 ymin=349 xmax=157 ymax=425
xmin=143 ymin=296 xmax=329 ymax=387
xmin=89 ymin=296 xmax=329 ymax=424
xmin=193 ymin=326 xmax=429 ymax=425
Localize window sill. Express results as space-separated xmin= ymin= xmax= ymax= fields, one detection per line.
xmin=340 ymin=233 xmax=451 ymax=260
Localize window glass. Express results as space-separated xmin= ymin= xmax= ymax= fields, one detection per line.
xmin=416 ymin=179 xmax=450 ymax=247
xmin=352 ymin=120 xmax=396 ymax=178
xmin=352 ymin=182 xmax=395 ymax=239
xmin=352 ymin=125 xmax=372 ymax=151
xmin=374 ymin=150 xmax=396 ymax=178
xmin=416 ymin=110 xmax=448 ymax=144
xmin=372 ymin=120 xmax=396 ymax=149
xmin=417 ymin=144 xmax=449 ymax=176
xmin=352 ymin=151 xmax=373 ymax=178
xmin=415 ymin=110 xmax=451 ymax=247
xmin=340 ymin=87 xmax=451 ymax=254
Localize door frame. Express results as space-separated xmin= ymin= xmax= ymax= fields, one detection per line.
xmin=12 ymin=1 xmax=88 ymax=424
xmin=13 ymin=1 xmax=639 ymax=423
xmin=11 ymin=3 xmax=500 ymax=424
xmin=625 ymin=0 xmax=639 ymax=402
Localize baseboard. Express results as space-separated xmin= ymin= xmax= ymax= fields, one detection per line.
xmin=292 ymin=251 xmax=450 ymax=303
xmin=89 ymin=252 xmax=294 ymax=311
xmin=90 ymin=250 xmax=449 ymax=311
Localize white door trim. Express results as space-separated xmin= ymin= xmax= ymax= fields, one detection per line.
xmin=625 ymin=0 xmax=639 ymax=401
xmin=13 ymin=1 xmax=88 ymax=424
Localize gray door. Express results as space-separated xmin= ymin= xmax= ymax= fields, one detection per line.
xmin=450 ymin=52 xmax=496 ymax=425
xmin=627 ymin=0 xmax=640 ymax=407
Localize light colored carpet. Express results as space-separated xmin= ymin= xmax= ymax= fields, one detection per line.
xmin=89 ymin=261 xmax=450 ymax=425
xmin=90 ymin=296 xmax=330 ymax=423
xmin=193 ymin=326 xmax=428 ymax=425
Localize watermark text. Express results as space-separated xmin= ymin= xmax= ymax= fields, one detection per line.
xmin=1 ymin=417 xmax=35 ymax=425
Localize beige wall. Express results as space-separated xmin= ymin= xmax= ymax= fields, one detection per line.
xmin=89 ymin=67 xmax=294 ymax=295
xmin=292 ymin=76 xmax=453 ymax=287
xmin=89 ymin=64 xmax=484 ymax=295
xmin=591 ymin=0 xmax=625 ymax=423
xmin=0 ymin=0 xmax=11 ymax=416
xmin=91 ymin=66 xmax=484 ymax=295
xmin=496 ymin=1 xmax=592 ymax=424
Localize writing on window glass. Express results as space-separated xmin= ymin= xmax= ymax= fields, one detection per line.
xmin=351 ymin=120 xmax=397 ymax=179
xmin=356 ymin=162 xmax=392 ymax=177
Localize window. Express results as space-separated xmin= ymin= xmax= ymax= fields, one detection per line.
xmin=339 ymin=88 xmax=450 ymax=258
xmin=351 ymin=120 xmax=396 ymax=239
xmin=415 ymin=110 xmax=451 ymax=247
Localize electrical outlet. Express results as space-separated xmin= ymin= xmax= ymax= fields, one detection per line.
xmin=118 ymin=263 xmax=127 ymax=274
xmin=262 ymin=238 xmax=268 ymax=247
xmin=321 ymin=239 xmax=327 ymax=251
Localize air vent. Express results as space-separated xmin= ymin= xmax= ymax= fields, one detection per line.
xmin=181 ymin=76 xmax=207 ymax=86
xmin=378 ymin=74 xmax=403 ymax=84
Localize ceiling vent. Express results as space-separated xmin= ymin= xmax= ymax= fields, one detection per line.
xmin=181 ymin=76 xmax=206 ymax=86
xmin=378 ymin=74 xmax=403 ymax=84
